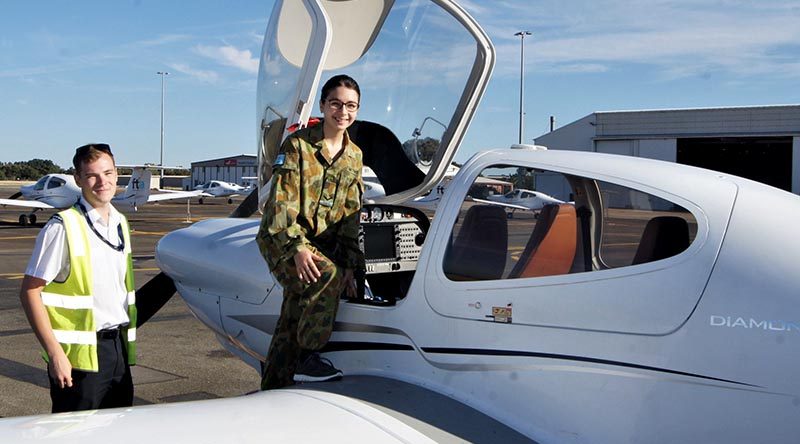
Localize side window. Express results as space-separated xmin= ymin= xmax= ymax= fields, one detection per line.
xmin=47 ymin=177 xmax=66 ymax=189
xmin=597 ymin=181 xmax=697 ymax=268
xmin=442 ymin=165 xmax=697 ymax=282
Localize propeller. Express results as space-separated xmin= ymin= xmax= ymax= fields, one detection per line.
xmin=8 ymin=192 xmax=21 ymax=199
xmin=229 ymin=187 xmax=260 ymax=218
xmin=135 ymin=271 xmax=177 ymax=328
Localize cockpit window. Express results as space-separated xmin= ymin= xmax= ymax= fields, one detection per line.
xmin=47 ymin=177 xmax=66 ymax=189
xmin=34 ymin=177 xmax=47 ymax=191
xmin=443 ymin=165 xmax=698 ymax=282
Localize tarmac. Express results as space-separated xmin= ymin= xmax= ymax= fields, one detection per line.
xmin=0 ymin=181 xmax=260 ymax=418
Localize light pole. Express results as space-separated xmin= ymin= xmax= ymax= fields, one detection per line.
xmin=514 ymin=31 xmax=532 ymax=144
xmin=157 ymin=71 xmax=169 ymax=188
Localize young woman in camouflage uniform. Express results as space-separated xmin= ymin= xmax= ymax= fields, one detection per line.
xmin=256 ymin=75 xmax=365 ymax=389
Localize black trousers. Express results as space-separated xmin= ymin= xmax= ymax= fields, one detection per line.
xmin=49 ymin=329 xmax=133 ymax=413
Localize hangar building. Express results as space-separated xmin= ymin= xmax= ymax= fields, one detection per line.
xmin=190 ymin=154 xmax=257 ymax=188
xmin=534 ymin=104 xmax=800 ymax=195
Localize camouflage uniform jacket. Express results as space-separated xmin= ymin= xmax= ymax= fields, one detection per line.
xmin=257 ymin=123 xmax=365 ymax=271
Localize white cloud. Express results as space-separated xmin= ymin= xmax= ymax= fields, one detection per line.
xmin=134 ymin=34 xmax=193 ymax=48
xmin=464 ymin=0 xmax=800 ymax=80
xmin=193 ymin=44 xmax=259 ymax=74
xmin=168 ymin=63 xmax=219 ymax=83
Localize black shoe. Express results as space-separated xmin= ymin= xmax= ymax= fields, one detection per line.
xmin=294 ymin=352 xmax=343 ymax=383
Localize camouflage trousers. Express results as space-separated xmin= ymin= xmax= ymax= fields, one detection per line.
xmin=261 ymin=246 xmax=345 ymax=390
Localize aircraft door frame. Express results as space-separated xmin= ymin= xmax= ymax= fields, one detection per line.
xmin=257 ymin=0 xmax=333 ymax=205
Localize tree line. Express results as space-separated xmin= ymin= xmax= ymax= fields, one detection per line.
xmin=0 ymin=159 xmax=190 ymax=180
xmin=0 ymin=159 xmax=66 ymax=180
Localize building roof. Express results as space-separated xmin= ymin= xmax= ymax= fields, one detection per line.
xmin=537 ymin=104 xmax=800 ymax=142
xmin=191 ymin=154 xmax=257 ymax=168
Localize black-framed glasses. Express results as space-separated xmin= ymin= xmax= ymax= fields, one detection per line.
xmin=326 ymin=99 xmax=359 ymax=112
xmin=75 ymin=143 xmax=113 ymax=156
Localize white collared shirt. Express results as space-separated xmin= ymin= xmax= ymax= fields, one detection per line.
xmin=25 ymin=197 xmax=130 ymax=330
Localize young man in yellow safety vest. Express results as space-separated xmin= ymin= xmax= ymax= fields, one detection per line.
xmin=20 ymin=143 xmax=137 ymax=413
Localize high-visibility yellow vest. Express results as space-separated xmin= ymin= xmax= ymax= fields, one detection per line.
xmin=41 ymin=206 xmax=137 ymax=372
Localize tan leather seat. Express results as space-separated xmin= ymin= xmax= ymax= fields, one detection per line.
xmin=509 ymin=203 xmax=577 ymax=279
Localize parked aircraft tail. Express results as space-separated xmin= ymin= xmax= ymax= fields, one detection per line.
xmin=113 ymin=167 xmax=152 ymax=210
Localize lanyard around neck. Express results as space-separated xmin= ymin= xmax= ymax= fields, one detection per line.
xmin=75 ymin=202 xmax=125 ymax=252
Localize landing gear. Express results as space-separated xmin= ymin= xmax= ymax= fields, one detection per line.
xmin=227 ymin=198 xmax=233 ymax=204
xmin=198 ymin=198 xmax=204 ymax=205
xmin=19 ymin=213 xmax=37 ymax=226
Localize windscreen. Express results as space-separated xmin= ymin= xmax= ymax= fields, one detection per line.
xmin=320 ymin=0 xmax=477 ymax=175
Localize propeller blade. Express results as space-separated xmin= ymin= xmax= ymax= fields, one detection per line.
xmin=229 ymin=187 xmax=259 ymax=218
xmin=8 ymin=192 xmax=21 ymax=200
xmin=136 ymin=272 xmax=176 ymax=327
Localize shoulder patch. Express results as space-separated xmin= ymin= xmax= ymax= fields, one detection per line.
xmin=273 ymin=153 xmax=286 ymax=167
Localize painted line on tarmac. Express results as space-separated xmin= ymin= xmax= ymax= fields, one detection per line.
xmin=0 ymin=273 xmax=24 ymax=280
xmin=0 ymin=235 xmax=37 ymax=240
xmin=131 ymin=230 xmax=172 ymax=236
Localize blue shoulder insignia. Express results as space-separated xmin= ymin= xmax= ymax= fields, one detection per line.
xmin=273 ymin=153 xmax=286 ymax=167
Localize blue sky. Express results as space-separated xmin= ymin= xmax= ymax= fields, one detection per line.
xmin=2 ymin=0 xmax=799 ymax=170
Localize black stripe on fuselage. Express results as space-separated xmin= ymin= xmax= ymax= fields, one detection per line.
xmin=322 ymin=341 xmax=758 ymax=388
xmin=323 ymin=342 xmax=414 ymax=352
xmin=422 ymin=347 xmax=760 ymax=388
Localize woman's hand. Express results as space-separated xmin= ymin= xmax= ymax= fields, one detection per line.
xmin=294 ymin=249 xmax=323 ymax=284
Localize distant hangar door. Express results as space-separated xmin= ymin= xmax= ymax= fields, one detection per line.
xmin=677 ymin=137 xmax=793 ymax=192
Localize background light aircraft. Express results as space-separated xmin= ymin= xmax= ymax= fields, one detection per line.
xmin=194 ymin=180 xmax=252 ymax=204
xmin=3 ymin=0 xmax=800 ymax=443
xmin=0 ymin=167 xmax=199 ymax=224
xmin=480 ymin=188 xmax=565 ymax=216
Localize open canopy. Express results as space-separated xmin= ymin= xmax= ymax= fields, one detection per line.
xmin=256 ymin=0 xmax=495 ymax=205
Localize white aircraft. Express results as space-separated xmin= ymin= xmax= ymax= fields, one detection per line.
xmin=195 ymin=180 xmax=253 ymax=204
xmin=3 ymin=1 xmax=800 ymax=443
xmin=361 ymin=166 xmax=386 ymax=202
xmin=0 ymin=167 xmax=199 ymax=224
xmin=480 ymin=188 xmax=565 ymax=217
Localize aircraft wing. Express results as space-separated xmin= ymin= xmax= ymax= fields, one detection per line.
xmin=471 ymin=197 xmax=531 ymax=211
xmin=146 ymin=190 xmax=202 ymax=203
xmin=0 ymin=382 xmax=438 ymax=444
xmin=0 ymin=198 xmax=55 ymax=209
xmin=0 ymin=376 xmax=531 ymax=443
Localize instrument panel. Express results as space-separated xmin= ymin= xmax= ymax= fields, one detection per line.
xmin=358 ymin=205 xmax=427 ymax=275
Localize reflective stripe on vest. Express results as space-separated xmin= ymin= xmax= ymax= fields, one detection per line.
xmin=41 ymin=206 xmax=137 ymax=372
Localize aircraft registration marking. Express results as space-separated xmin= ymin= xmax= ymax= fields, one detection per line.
xmin=491 ymin=306 xmax=513 ymax=324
